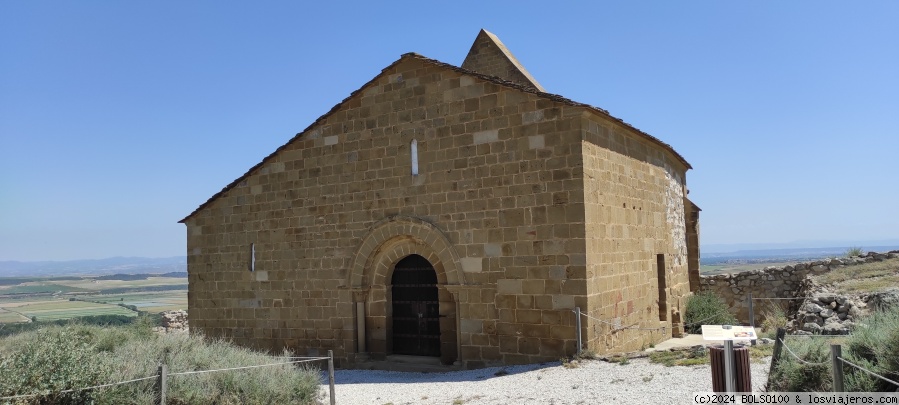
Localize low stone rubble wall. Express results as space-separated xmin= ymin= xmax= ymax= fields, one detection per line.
xmin=700 ymin=251 xmax=899 ymax=326
xmin=789 ymin=279 xmax=899 ymax=335
xmin=155 ymin=309 xmax=189 ymax=333
xmin=791 ymin=287 xmax=860 ymax=335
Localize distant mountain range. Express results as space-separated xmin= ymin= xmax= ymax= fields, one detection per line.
xmin=2 ymin=239 xmax=898 ymax=278
xmin=0 ymin=256 xmax=186 ymax=278
xmin=700 ymin=240 xmax=899 ymax=265
xmin=702 ymin=239 xmax=899 ymax=254
xmin=703 ymin=246 xmax=899 ymax=260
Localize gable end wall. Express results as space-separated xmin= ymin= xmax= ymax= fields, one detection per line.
xmin=185 ymin=58 xmax=592 ymax=367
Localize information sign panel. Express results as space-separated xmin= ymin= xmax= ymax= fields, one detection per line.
xmin=700 ymin=325 xmax=757 ymax=341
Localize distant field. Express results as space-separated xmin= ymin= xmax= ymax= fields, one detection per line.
xmin=84 ymin=291 xmax=187 ymax=313
xmin=0 ymin=274 xmax=187 ymax=323
xmin=52 ymin=277 xmax=187 ymax=291
xmin=0 ymin=308 xmax=27 ymax=323
xmin=11 ymin=300 xmax=137 ymax=322
xmin=0 ymin=276 xmax=186 ymax=296
xmin=0 ymin=283 xmax=92 ymax=295
xmin=0 ymin=293 xmax=186 ymax=324
xmin=0 ymin=276 xmax=81 ymax=286
xmin=0 ymin=297 xmax=68 ymax=309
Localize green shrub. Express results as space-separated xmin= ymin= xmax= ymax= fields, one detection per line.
xmin=95 ymin=332 xmax=321 ymax=405
xmin=0 ymin=326 xmax=112 ymax=404
xmin=846 ymin=246 xmax=864 ymax=257
xmin=844 ymin=307 xmax=899 ymax=391
xmin=0 ymin=322 xmax=321 ymax=404
xmin=767 ymin=306 xmax=899 ymax=392
xmin=769 ymin=338 xmax=832 ymax=392
xmin=760 ymin=303 xmax=789 ymax=339
xmin=684 ymin=291 xmax=737 ymax=334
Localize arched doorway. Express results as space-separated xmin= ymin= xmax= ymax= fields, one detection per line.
xmin=390 ymin=254 xmax=441 ymax=357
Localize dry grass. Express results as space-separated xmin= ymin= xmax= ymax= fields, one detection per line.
xmin=811 ymin=258 xmax=899 ymax=293
xmin=648 ymin=350 xmax=708 ymax=366
xmin=837 ymin=274 xmax=899 ymax=293
xmin=648 ymin=344 xmax=774 ymax=367
xmin=759 ymin=303 xmax=790 ymax=339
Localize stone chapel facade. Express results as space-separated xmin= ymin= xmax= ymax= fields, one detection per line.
xmin=181 ymin=30 xmax=701 ymax=368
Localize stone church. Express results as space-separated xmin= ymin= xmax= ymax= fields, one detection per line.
xmin=180 ymin=30 xmax=701 ymax=368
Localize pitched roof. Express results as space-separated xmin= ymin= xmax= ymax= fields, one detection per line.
xmin=179 ymin=52 xmax=692 ymax=223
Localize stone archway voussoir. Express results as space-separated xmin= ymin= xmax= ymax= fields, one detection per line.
xmin=347 ymin=216 xmax=464 ymax=289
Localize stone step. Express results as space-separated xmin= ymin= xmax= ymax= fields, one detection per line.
xmin=352 ymin=355 xmax=463 ymax=372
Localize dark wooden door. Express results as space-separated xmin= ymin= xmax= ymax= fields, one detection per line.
xmin=391 ymin=255 xmax=441 ymax=357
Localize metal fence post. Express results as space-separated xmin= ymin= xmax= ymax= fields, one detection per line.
xmin=156 ymin=363 xmax=167 ymax=405
xmin=748 ymin=292 xmax=756 ymax=346
xmin=831 ymin=344 xmax=844 ymax=392
xmin=328 ymin=350 xmax=336 ymax=405
xmin=574 ymin=307 xmax=582 ymax=356
xmin=724 ymin=340 xmax=735 ymax=393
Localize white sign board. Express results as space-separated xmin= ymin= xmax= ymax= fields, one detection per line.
xmin=700 ymin=325 xmax=757 ymax=341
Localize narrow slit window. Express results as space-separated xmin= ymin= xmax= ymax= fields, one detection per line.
xmin=249 ymin=243 xmax=256 ymax=272
xmin=410 ymin=139 xmax=419 ymax=176
xmin=657 ymin=254 xmax=667 ymax=321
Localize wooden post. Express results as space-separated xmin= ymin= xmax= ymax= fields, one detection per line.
xmin=831 ymin=344 xmax=844 ymax=392
xmin=156 ymin=364 xmax=167 ymax=405
xmin=574 ymin=307 xmax=582 ymax=356
xmin=766 ymin=328 xmax=786 ymax=391
xmin=328 ymin=350 xmax=336 ymax=405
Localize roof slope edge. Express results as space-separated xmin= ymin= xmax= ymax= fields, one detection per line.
xmin=461 ymin=29 xmax=545 ymax=92
xmin=179 ymin=52 xmax=691 ymax=223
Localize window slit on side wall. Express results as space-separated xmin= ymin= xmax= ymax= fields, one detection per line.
xmin=657 ymin=254 xmax=667 ymax=321
xmin=249 ymin=243 xmax=256 ymax=272
xmin=411 ymin=139 xmax=419 ymax=176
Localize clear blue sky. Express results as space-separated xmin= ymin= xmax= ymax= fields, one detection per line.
xmin=2 ymin=1 xmax=897 ymax=261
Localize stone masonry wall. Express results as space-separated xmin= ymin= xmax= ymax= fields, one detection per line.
xmin=184 ymin=52 xmax=693 ymax=367
xmin=185 ymin=55 xmax=591 ymax=367
xmin=701 ymin=251 xmax=899 ymax=326
xmin=581 ymin=115 xmax=691 ymax=354
xmin=461 ymin=30 xmax=542 ymax=91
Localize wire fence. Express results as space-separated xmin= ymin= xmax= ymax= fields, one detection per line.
xmin=838 ymin=357 xmax=899 ymax=389
xmin=167 ymin=357 xmax=325 ymax=377
xmin=0 ymin=375 xmax=159 ymax=401
xmin=573 ymin=306 xmax=738 ymax=332
xmin=777 ymin=338 xmax=829 ymax=366
xmin=769 ymin=328 xmax=899 ymax=392
xmin=569 ymin=310 xmax=897 ymax=394
xmin=574 ymin=309 xmax=669 ymax=331
xmin=571 ymin=305 xmax=742 ymax=356
xmin=0 ymin=353 xmax=336 ymax=405
xmin=672 ymin=308 xmax=737 ymax=330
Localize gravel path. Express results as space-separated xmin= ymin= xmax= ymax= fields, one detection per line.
xmin=321 ymin=357 xmax=771 ymax=405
